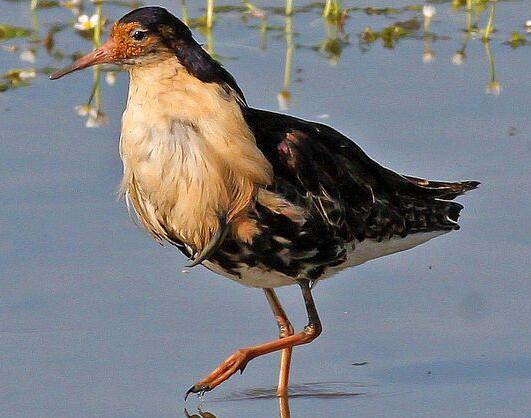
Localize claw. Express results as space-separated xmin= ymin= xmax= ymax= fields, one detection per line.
xmin=239 ymin=363 xmax=248 ymax=374
xmin=185 ymin=385 xmax=197 ymax=401
xmin=185 ymin=384 xmax=210 ymax=401
xmin=184 ymin=386 xmax=194 ymax=401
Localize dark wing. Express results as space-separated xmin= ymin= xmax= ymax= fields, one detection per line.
xmin=244 ymin=107 xmax=479 ymax=242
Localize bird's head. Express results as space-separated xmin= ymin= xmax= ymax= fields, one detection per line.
xmin=51 ymin=7 xmax=194 ymax=79
xmin=50 ymin=6 xmax=243 ymax=101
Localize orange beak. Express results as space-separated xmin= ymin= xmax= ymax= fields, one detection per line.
xmin=50 ymin=39 xmax=116 ymax=80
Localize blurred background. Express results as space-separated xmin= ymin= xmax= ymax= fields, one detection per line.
xmin=1 ymin=1 xmax=530 ymax=417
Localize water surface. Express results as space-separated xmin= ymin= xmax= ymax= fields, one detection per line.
xmin=1 ymin=1 xmax=530 ymax=417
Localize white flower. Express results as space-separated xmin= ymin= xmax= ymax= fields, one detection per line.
xmin=526 ymin=19 xmax=531 ymax=33
xmin=422 ymin=51 xmax=436 ymax=64
xmin=485 ymin=81 xmax=502 ymax=96
xmin=451 ymin=52 xmax=464 ymax=66
xmin=423 ymin=5 xmax=436 ymax=19
xmin=20 ymin=49 xmax=36 ymax=63
xmin=74 ymin=104 xmax=98 ymax=118
xmin=18 ymin=70 xmax=36 ymax=79
xmin=105 ymin=71 xmax=116 ymax=86
xmin=85 ymin=110 xmax=108 ymax=128
xmin=74 ymin=14 xmax=100 ymax=31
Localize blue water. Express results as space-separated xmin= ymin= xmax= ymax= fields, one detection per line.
xmin=1 ymin=1 xmax=530 ymax=417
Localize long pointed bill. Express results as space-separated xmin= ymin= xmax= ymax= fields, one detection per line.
xmin=50 ymin=40 xmax=116 ymax=80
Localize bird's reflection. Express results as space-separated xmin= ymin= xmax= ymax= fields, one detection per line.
xmin=184 ymin=381 xmax=366 ymax=418
xmin=184 ymin=396 xmax=291 ymax=418
xmin=185 ymin=406 xmax=220 ymax=418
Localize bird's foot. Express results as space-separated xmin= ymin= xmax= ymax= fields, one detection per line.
xmin=185 ymin=349 xmax=251 ymax=400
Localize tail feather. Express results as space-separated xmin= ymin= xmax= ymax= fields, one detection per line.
xmin=404 ymin=198 xmax=464 ymax=233
xmin=446 ymin=200 xmax=464 ymax=224
xmin=404 ymin=176 xmax=480 ymax=200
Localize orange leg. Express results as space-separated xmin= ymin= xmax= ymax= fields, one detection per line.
xmin=264 ymin=288 xmax=295 ymax=397
xmin=185 ymin=281 xmax=321 ymax=398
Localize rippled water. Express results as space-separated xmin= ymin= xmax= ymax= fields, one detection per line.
xmin=1 ymin=1 xmax=530 ymax=417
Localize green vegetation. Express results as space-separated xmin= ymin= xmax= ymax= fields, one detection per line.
xmin=0 ymin=0 xmax=527 ymax=110
xmin=0 ymin=24 xmax=31 ymax=40
xmin=505 ymin=31 xmax=528 ymax=48
xmin=361 ymin=20 xmax=421 ymax=49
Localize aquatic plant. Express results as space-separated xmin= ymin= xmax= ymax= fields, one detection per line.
xmin=0 ymin=0 xmax=525 ymax=103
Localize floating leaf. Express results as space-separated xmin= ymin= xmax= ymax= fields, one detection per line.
xmin=361 ymin=26 xmax=377 ymax=43
xmin=360 ymin=20 xmax=420 ymax=49
xmin=0 ymin=68 xmax=40 ymax=93
xmin=0 ymin=24 xmax=31 ymax=41
xmin=35 ymin=0 xmax=60 ymax=9
xmin=396 ymin=19 xmax=421 ymax=32
xmin=504 ymin=31 xmax=528 ymax=48
xmin=213 ymin=5 xmax=246 ymax=13
xmin=364 ymin=7 xmax=401 ymax=16
xmin=248 ymin=23 xmax=284 ymax=32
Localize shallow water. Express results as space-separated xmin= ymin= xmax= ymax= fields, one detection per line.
xmin=1 ymin=1 xmax=530 ymax=417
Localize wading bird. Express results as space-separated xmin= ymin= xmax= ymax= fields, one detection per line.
xmin=50 ymin=7 xmax=478 ymax=398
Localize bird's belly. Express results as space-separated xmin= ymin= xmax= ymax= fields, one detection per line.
xmin=204 ymin=230 xmax=447 ymax=288
xmin=203 ymin=261 xmax=299 ymax=288
xmin=323 ymin=230 xmax=448 ymax=278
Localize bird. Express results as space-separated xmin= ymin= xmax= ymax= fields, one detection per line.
xmin=50 ymin=6 xmax=479 ymax=399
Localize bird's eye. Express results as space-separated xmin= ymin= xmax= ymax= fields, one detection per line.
xmin=131 ymin=30 xmax=148 ymax=41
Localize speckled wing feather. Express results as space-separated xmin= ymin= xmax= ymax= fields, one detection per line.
xmin=243 ymin=107 xmax=479 ymax=241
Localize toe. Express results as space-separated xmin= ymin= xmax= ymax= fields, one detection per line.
xmin=185 ymin=384 xmax=210 ymax=400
